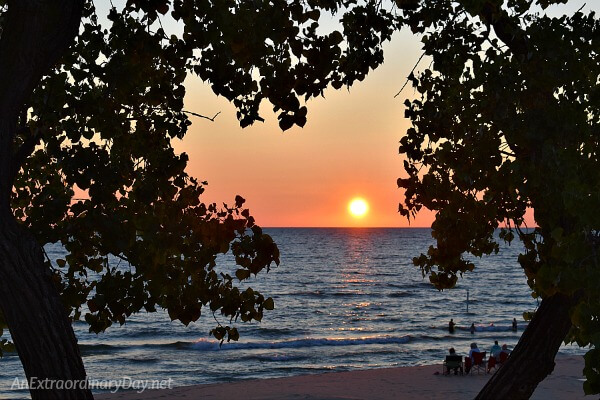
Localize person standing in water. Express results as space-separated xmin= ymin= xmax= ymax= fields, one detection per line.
xmin=512 ymin=318 xmax=517 ymax=331
xmin=470 ymin=323 xmax=475 ymax=334
xmin=449 ymin=319 xmax=456 ymax=333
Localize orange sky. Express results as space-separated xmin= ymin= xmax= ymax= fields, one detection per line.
xmin=175 ymin=30 xmax=427 ymax=228
xmin=172 ymin=1 xmax=593 ymax=228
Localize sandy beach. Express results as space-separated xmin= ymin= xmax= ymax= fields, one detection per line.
xmin=97 ymin=354 xmax=585 ymax=400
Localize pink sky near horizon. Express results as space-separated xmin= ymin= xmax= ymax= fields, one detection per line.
xmin=172 ymin=1 xmax=593 ymax=228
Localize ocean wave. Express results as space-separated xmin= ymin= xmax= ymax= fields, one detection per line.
xmin=128 ymin=356 xmax=161 ymax=364
xmin=254 ymin=327 xmax=308 ymax=337
xmin=331 ymin=292 xmax=368 ymax=297
xmin=79 ymin=341 xmax=188 ymax=352
xmin=430 ymin=324 xmax=527 ymax=332
xmin=291 ymin=290 xmax=326 ymax=297
xmin=252 ymin=354 xmax=307 ymax=362
xmin=418 ymin=334 xmax=460 ymax=341
xmin=290 ymin=290 xmax=369 ymax=298
xmin=79 ymin=343 xmax=126 ymax=353
xmin=191 ymin=335 xmax=411 ymax=351
xmin=105 ymin=328 xmax=169 ymax=339
xmin=388 ymin=291 xmax=411 ymax=298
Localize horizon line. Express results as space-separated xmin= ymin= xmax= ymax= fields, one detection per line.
xmin=260 ymin=226 xmax=536 ymax=229
xmin=262 ymin=226 xmax=432 ymax=229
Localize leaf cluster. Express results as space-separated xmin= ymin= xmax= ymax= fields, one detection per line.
xmin=2 ymin=1 xmax=294 ymax=347
xmin=132 ymin=0 xmax=398 ymax=129
xmin=0 ymin=0 xmax=399 ymax=353
xmin=396 ymin=0 xmax=600 ymax=392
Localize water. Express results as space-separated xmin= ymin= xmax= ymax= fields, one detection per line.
xmin=0 ymin=228 xmax=584 ymax=398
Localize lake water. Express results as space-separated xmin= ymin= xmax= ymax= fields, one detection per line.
xmin=0 ymin=228 xmax=584 ymax=398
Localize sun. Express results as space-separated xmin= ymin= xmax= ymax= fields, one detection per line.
xmin=348 ymin=198 xmax=369 ymax=218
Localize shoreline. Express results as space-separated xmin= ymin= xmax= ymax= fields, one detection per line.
xmin=97 ymin=354 xmax=585 ymax=400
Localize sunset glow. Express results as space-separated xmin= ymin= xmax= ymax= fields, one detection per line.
xmin=348 ymin=198 xmax=369 ymax=218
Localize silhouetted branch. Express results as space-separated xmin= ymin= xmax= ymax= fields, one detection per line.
xmin=394 ymin=51 xmax=426 ymax=98
xmin=11 ymin=127 xmax=40 ymax=180
xmin=183 ymin=110 xmax=221 ymax=122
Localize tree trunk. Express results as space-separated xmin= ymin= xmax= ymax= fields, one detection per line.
xmin=0 ymin=214 xmax=93 ymax=399
xmin=475 ymin=293 xmax=575 ymax=400
xmin=0 ymin=1 xmax=89 ymax=399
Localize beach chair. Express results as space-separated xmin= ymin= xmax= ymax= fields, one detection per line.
xmin=443 ymin=355 xmax=463 ymax=375
xmin=487 ymin=355 xmax=496 ymax=373
xmin=497 ymin=351 xmax=509 ymax=367
xmin=470 ymin=352 xmax=487 ymax=374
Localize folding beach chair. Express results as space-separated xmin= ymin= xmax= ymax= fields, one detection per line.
xmin=443 ymin=355 xmax=463 ymax=375
xmin=487 ymin=355 xmax=496 ymax=373
xmin=470 ymin=351 xmax=487 ymax=374
xmin=497 ymin=351 xmax=509 ymax=367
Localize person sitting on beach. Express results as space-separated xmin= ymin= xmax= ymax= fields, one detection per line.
xmin=444 ymin=348 xmax=463 ymax=375
xmin=487 ymin=341 xmax=501 ymax=372
xmin=468 ymin=343 xmax=481 ymax=361
xmin=490 ymin=340 xmax=501 ymax=360
xmin=465 ymin=343 xmax=481 ymax=374
xmin=449 ymin=319 xmax=455 ymax=333
xmin=495 ymin=344 xmax=511 ymax=366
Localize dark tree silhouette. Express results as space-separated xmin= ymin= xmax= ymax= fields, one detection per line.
xmin=398 ymin=1 xmax=600 ymax=398
xmin=0 ymin=0 xmax=393 ymax=398
xmin=3 ymin=1 xmax=597 ymax=399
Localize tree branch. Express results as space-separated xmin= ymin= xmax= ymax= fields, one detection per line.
xmin=0 ymin=0 xmax=84 ymax=211
xmin=479 ymin=3 xmax=529 ymax=59
xmin=394 ymin=52 xmax=426 ymax=98
xmin=183 ymin=110 xmax=221 ymax=122
xmin=0 ymin=0 xmax=84 ymax=120
xmin=10 ymin=127 xmax=40 ymax=179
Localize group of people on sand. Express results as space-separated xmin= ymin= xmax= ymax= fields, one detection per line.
xmin=448 ymin=318 xmax=518 ymax=333
xmin=445 ymin=340 xmax=512 ymax=375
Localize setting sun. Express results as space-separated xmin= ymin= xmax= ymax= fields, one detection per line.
xmin=348 ymin=198 xmax=369 ymax=218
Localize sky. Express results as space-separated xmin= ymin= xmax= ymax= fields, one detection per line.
xmin=178 ymin=29 xmax=422 ymax=228
xmin=173 ymin=1 xmax=596 ymax=228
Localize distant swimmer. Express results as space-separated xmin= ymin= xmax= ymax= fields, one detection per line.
xmin=449 ymin=319 xmax=455 ymax=334
xmin=512 ymin=318 xmax=517 ymax=332
xmin=470 ymin=323 xmax=475 ymax=334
